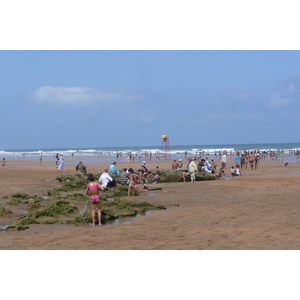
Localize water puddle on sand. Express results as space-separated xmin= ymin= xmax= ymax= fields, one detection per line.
xmin=73 ymin=210 xmax=154 ymax=227
xmin=1 ymin=225 xmax=10 ymax=231
xmin=98 ymin=210 xmax=153 ymax=226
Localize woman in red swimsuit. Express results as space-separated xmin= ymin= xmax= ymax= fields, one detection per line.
xmin=86 ymin=174 xmax=104 ymax=226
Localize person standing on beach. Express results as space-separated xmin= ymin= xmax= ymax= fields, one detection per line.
xmin=235 ymin=152 xmax=241 ymax=168
xmin=188 ymin=158 xmax=197 ymax=182
xmin=86 ymin=174 xmax=104 ymax=226
xmin=254 ymin=153 xmax=260 ymax=170
xmin=55 ymin=153 xmax=59 ymax=166
xmin=57 ymin=153 xmax=65 ymax=172
xmin=240 ymin=154 xmax=246 ymax=170
xmin=2 ymin=158 xmax=6 ymax=168
xmin=221 ymin=153 xmax=227 ymax=169
xmin=249 ymin=152 xmax=255 ymax=170
xmin=127 ymin=168 xmax=137 ymax=197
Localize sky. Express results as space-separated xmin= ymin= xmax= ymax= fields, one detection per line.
xmin=1 ymin=2 xmax=300 ymax=150
xmin=1 ymin=50 xmax=300 ymax=149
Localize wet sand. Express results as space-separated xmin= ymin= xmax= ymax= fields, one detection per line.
xmin=1 ymin=157 xmax=300 ymax=250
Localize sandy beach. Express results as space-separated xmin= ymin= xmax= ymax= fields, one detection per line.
xmin=1 ymin=157 xmax=300 ymax=250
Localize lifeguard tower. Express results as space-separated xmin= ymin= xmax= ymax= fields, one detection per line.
xmin=161 ymin=133 xmax=171 ymax=159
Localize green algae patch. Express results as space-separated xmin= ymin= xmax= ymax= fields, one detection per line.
xmin=102 ymin=186 xmax=140 ymax=198
xmin=102 ymin=208 xmax=120 ymax=220
xmin=41 ymin=219 xmax=76 ymax=225
xmin=74 ymin=197 xmax=167 ymax=224
xmin=27 ymin=198 xmax=43 ymax=210
xmin=41 ymin=218 xmax=61 ymax=224
xmin=7 ymin=213 xmax=40 ymax=231
xmin=6 ymin=172 xmax=176 ymax=230
xmin=11 ymin=192 xmax=31 ymax=199
xmin=8 ymin=198 xmax=23 ymax=205
xmin=0 ymin=206 xmax=13 ymax=217
xmin=47 ymin=174 xmax=90 ymax=196
xmin=9 ymin=194 xmax=44 ymax=206
xmin=18 ymin=213 xmax=40 ymax=225
xmin=158 ymin=170 xmax=216 ymax=182
xmin=6 ymin=224 xmax=29 ymax=231
xmin=34 ymin=200 xmax=77 ymax=218
xmin=65 ymin=193 xmax=87 ymax=201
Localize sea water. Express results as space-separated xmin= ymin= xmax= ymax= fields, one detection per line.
xmin=1 ymin=142 xmax=300 ymax=164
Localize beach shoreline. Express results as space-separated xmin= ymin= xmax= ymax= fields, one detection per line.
xmin=1 ymin=157 xmax=300 ymax=250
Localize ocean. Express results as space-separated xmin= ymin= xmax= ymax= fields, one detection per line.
xmin=1 ymin=142 xmax=300 ymax=164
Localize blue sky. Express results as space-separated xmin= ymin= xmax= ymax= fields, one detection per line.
xmin=1 ymin=50 xmax=300 ymax=149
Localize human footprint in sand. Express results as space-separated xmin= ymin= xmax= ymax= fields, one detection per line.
xmin=86 ymin=174 xmax=104 ymax=226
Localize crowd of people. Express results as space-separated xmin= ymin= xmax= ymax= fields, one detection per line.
xmin=85 ymin=161 xmax=162 ymax=225
xmin=178 ymin=150 xmax=264 ymax=181
xmin=80 ymin=149 xmax=286 ymax=226
xmin=96 ymin=161 xmax=161 ymax=196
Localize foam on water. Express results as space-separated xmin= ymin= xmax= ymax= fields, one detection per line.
xmin=1 ymin=143 xmax=300 ymax=160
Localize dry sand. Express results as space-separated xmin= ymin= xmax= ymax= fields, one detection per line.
xmin=1 ymin=157 xmax=300 ymax=250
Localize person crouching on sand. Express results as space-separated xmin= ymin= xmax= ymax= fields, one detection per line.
xmin=235 ymin=165 xmax=241 ymax=176
xmin=139 ymin=180 xmax=149 ymax=193
xmin=230 ymin=166 xmax=236 ymax=177
xmin=86 ymin=174 xmax=104 ymax=226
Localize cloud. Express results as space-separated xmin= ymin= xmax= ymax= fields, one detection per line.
xmin=221 ymin=90 xmax=252 ymax=102
xmin=28 ymin=86 xmax=148 ymax=105
xmin=265 ymin=91 xmax=293 ymax=106
xmin=265 ymin=77 xmax=300 ymax=107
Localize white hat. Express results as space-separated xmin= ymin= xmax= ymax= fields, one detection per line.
xmin=179 ymin=159 xmax=182 ymax=161
xmin=143 ymin=161 xmax=146 ymax=163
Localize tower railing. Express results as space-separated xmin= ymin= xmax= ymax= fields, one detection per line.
xmin=162 ymin=137 xmax=171 ymax=159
